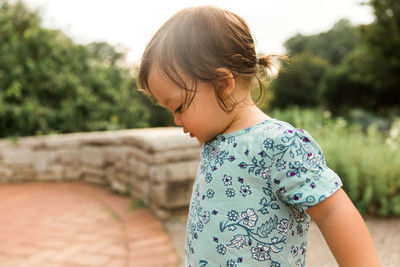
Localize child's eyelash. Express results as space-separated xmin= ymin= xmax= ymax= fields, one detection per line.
xmin=175 ymin=105 xmax=182 ymax=113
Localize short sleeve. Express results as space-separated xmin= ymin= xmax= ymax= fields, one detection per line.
xmin=270 ymin=127 xmax=342 ymax=209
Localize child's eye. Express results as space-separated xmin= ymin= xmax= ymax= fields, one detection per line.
xmin=174 ymin=105 xmax=182 ymax=113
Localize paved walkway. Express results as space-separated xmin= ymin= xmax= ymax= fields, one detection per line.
xmin=1 ymin=182 xmax=399 ymax=267
xmin=165 ymin=210 xmax=400 ymax=267
xmin=0 ymin=182 xmax=178 ymax=267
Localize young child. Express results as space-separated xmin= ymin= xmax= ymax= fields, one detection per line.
xmin=138 ymin=6 xmax=381 ymax=267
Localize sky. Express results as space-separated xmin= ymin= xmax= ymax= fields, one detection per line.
xmin=23 ymin=0 xmax=375 ymax=64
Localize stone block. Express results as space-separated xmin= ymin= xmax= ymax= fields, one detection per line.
xmin=12 ymin=168 xmax=35 ymax=181
xmin=128 ymin=175 xmax=149 ymax=202
xmin=149 ymin=148 xmax=200 ymax=164
xmin=81 ymin=166 xmax=106 ymax=185
xmin=44 ymin=135 xmax=81 ymax=148
xmin=122 ymin=127 xmax=199 ymax=152
xmin=36 ymin=165 xmax=65 ymax=181
xmin=104 ymin=146 xmax=130 ymax=161
xmin=81 ymin=165 xmax=105 ymax=177
xmin=128 ymin=146 xmax=200 ymax=165
xmin=82 ymin=174 xmax=107 ymax=185
xmin=33 ymin=150 xmax=55 ymax=172
xmin=149 ymin=160 xmax=199 ymax=182
xmin=116 ymin=170 xmax=129 ymax=184
xmin=105 ymin=166 xmax=114 ymax=182
xmin=150 ymin=203 xmax=189 ymax=221
xmin=81 ymin=147 xmax=105 ymax=166
xmin=0 ymin=165 xmax=13 ymax=181
xmin=54 ymin=149 xmax=80 ymax=163
xmin=150 ymin=180 xmax=194 ymax=209
xmin=63 ymin=163 xmax=81 ymax=180
xmin=106 ymin=168 xmax=125 ymax=183
xmin=12 ymin=136 xmax=45 ymax=148
xmin=2 ymin=147 xmax=34 ymax=165
xmin=128 ymin=147 xmax=150 ymax=163
xmin=127 ymin=158 xmax=149 ymax=178
xmin=110 ymin=179 xmax=129 ymax=194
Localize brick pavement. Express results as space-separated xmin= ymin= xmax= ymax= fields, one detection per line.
xmin=0 ymin=182 xmax=178 ymax=267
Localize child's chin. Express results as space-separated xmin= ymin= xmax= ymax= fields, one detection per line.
xmin=196 ymin=137 xmax=205 ymax=146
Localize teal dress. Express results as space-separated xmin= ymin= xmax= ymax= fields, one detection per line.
xmin=185 ymin=119 xmax=342 ymax=267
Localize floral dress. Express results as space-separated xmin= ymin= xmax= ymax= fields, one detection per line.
xmin=185 ymin=119 xmax=342 ymax=267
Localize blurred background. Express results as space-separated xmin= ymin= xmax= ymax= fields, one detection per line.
xmin=0 ymin=0 xmax=399 ymax=215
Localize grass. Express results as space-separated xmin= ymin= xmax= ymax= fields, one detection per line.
xmin=270 ymin=107 xmax=400 ymax=216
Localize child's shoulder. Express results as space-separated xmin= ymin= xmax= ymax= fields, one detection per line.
xmin=244 ymin=118 xmax=300 ymax=141
xmin=206 ymin=119 xmax=318 ymax=153
xmin=210 ymin=118 xmax=302 ymax=147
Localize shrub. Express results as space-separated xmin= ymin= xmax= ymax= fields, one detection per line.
xmin=271 ymin=107 xmax=400 ymax=216
xmin=0 ymin=1 xmax=150 ymax=138
xmin=268 ymin=53 xmax=329 ymax=109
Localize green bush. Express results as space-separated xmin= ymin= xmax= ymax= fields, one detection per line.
xmin=269 ymin=53 xmax=329 ymax=109
xmin=0 ymin=1 xmax=150 ymax=138
xmin=270 ymin=107 xmax=400 ymax=216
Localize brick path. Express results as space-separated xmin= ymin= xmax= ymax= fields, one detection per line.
xmin=0 ymin=182 xmax=178 ymax=267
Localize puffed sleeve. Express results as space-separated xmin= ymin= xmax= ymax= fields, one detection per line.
xmin=270 ymin=127 xmax=342 ymax=210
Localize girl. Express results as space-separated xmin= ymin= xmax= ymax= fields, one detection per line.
xmin=138 ymin=6 xmax=380 ymax=267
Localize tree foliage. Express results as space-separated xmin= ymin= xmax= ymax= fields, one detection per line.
xmin=320 ymin=0 xmax=400 ymax=112
xmin=284 ymin=19 xmax=359 ymax=65
xmin=355 ymin=0 xmax=400 ymax=109
xmin=0 ymin=0 xmax=149 ymax=137
xmin=268 ymin=19 xmax=359 ymax=110
xmin=269 ymin=53 xmax=329 ymax=109
xmin=269 ymin=1 xmax=400 ymax=113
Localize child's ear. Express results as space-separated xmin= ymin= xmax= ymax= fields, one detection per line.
xmin=215 ymin=68 xmax=235 ymax=98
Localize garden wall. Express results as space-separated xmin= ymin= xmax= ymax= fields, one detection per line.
xmin=0 ymin=128 xmax=200 ymax=219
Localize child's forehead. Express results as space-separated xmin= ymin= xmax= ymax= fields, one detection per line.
xmin=147 ymin=70 xmax=183 ymax=107
xmin=147 ymin=64 xmax=172 ymax=88
xmin=148 ymin=62 xmax=195 ymax=89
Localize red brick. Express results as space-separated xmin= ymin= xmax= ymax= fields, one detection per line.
xmin=0 ymin=182 xmax=179 ymax=267
xmin=104 ymin=257 xmax=127 ymax=267
xmin=102 ymin=244 xmax=126 ymax=257
xmin=67 ymin=252 xmax=111 ymax=266
xmin=130 ymin=253 xmax=178 ymax=267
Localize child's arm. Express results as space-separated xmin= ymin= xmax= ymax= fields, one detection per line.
xmin=307 ymin=188 xmax=381 ymax=267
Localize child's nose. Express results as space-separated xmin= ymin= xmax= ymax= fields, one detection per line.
xmin=174 ymin=115 xmax=182 ymax=126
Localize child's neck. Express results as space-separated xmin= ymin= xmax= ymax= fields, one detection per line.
xmin=222 ymin=104 xmax=270 ymax=135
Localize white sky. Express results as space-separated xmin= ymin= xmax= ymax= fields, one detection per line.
xmin=24 ymin=0 xmax=374 ymax=64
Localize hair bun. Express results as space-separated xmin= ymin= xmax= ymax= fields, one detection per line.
xmin=257 ymin=54 xmax=288 ymax=72
xmin=257 ymin=55 xmax=273 ymax=69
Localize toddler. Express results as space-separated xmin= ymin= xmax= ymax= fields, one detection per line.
xmin=138 ymin=6 xmax=380 ymax=267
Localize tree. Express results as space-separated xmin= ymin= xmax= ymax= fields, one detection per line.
xmin=284 ymin=19 xmax=360 ymax=65
xmin=356 ymin=0 xmax=400 ymax=109
xmin=0 ymin=0 xmax=150 ymax=137
xmin=320 ymin=0 xmax=400 ymax=112
xmin=269 ymin=53 xmax=329 ymax=109
xmin=319 ymin=47 xmax=377 ymax=113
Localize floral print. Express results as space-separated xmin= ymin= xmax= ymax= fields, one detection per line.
xmin=239 ymin=208 xmax=258 ymax=228
xmin=227 ymin=210 xmax=239 ymax=221
xmin=239 ymin=185 xmax=252 ymax=197
xmin=185 ymin=119 xmax=342 ymax=266
xmin=223 ymin=175 xmax=233 ymax=186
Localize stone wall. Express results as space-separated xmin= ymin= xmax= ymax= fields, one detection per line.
xmin=0 ymin=128 xmax=200 ymax=219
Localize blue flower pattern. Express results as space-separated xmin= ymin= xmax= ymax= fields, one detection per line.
xmin=185 ymin=119 xmax=342 ymax=266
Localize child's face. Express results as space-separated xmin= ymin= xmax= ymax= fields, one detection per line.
xmin=148 ymin=65 xmax=233 ymax=145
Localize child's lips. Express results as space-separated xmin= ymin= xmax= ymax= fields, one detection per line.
xmin=184 ymin=129 xmax=195 ymax=138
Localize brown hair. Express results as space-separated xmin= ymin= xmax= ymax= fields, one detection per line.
xmin=138 ymin=6 xmax=282 ymax=112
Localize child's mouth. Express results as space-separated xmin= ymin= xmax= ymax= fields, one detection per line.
xmin=184 ymin=129 xmax=195 ymax=138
